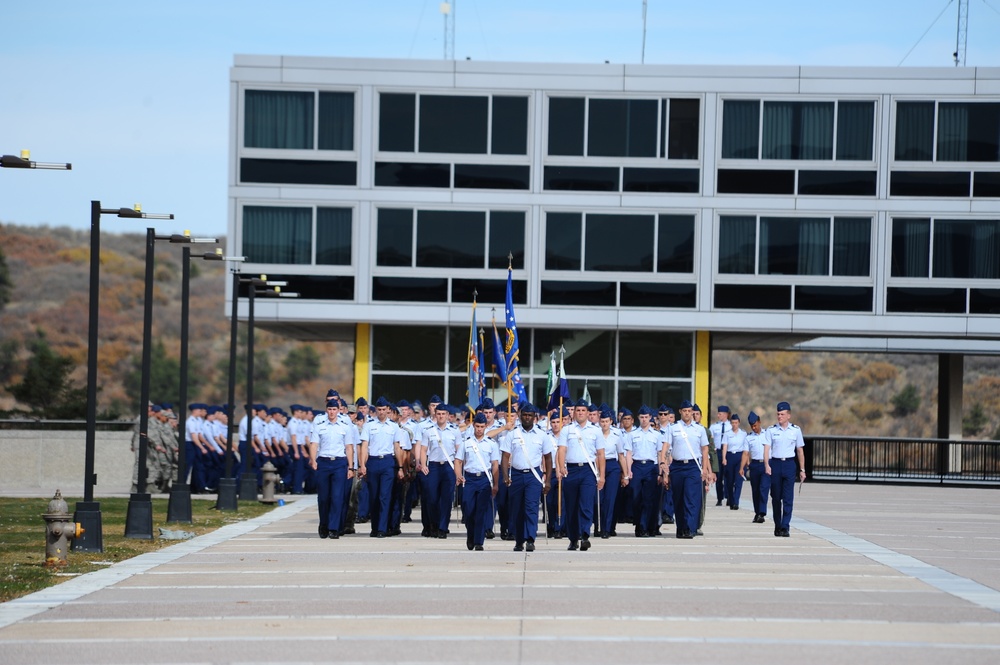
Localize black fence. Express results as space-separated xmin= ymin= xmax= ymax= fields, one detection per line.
xmin=805 ymin=436 xmax=1000 ymax=486
xmin=0 ymin=419 xmax=135 ymax=431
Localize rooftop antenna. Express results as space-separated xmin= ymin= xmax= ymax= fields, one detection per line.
xmin=954 ymin=0 xmax=968 ymax=66
xmin=641 ymin=0 xmax=648 ymax=64
xmin=441 ymin=1 xmax=455 ymax=60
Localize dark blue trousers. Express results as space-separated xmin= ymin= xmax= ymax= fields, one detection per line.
xmin=509 ymin=469 xmax=543 ymax=543
xmin=563 ymin=464 xmax=597 ymax=542
xmin=238 ymin=440 xmax=259 ymax=481
xmin=770 ymin=457 xmax=797 ymax=530
xmin=630 ymin=461 xmax=659 ymax=532
xmin=315 ymin=457 xmax=348 ymax=534
xmin=670 ymin=460 xmax=702 ymax=535
xmin=365 ymin=456 xmax=394 ymax=534
xmin=425 ymin=462 xmax=456 ymax=533
xmin=290 ymin=451 xmax=306 ymax=494
xmin=724 ymin=451 xmax=746 ymax=507
xmin=748 ymin=460 xmax=770 ymax=516
xmin=462 ymin=473 xmax=492 ymax=547
xmin=600 ymin=458 xmax=621 ymax=534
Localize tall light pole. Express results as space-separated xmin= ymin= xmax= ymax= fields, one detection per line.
xmin=125 ymin=228 xmax=216 ymax=540
xmin=74 ymin=203 xmax=172 ymax=552
xmin=167 ymin=248 xmax=243 ymax=523
xmin=225 ymin=275 xmax=296 ymax=503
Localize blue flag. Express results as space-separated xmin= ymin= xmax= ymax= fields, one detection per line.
xmin=504 ymin=268 xmax=528 ymax=405
xmin=491 ymin=316 xmax=507 ymax=384
xmin=477 ymin=328 xmax=487 ymax=404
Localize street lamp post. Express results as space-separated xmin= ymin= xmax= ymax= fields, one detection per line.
xmin=75 ymin=203 xmax=172 ymax=552
xmin=167 ymin=248 xmax=242 ymax=523
xmin=125 ymin=228 xmax=216 ymax=540
xmin=222 ymin=275 xmax=296 ymax=503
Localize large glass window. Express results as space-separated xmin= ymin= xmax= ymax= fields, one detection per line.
xmin=245 ymin=90 xmax=354 ymax=151
xmin=416 ymin=210 xmax=486 ymax=268
xmin=242 ymin=206 xmax=312 ymax=264
xmin=723 ymin=99 xmax=874 ymax=161
xmin=378 ymin=92 xmax=528 ymax=155
xmin=719 ymin=215 xmax=871 ymax=277
xmin=315 ymin=208 xmax=352 ymax=265
xmin=245 ymin=91 xmax=314 ymax=149
xmin=928 ymin=219 xmax=1000 ymax=279
xmin=896 ymin=101 xmax=1000 ymax=162
xmin=548 ymin=96 xmax=700 ymax=159
xmin=377 ymin=208 xmax=524 ymax=269
xmin=548 ymin=212 xmax=696 ymax=274
xmin=890 ymin=218 xmax=930 ymax=277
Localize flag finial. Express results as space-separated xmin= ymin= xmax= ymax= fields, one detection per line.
xmin=508 ymin=252 xmax=513 ymax=270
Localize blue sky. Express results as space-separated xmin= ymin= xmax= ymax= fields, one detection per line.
xmin=2 ymin=0 xmax=998 ymax=236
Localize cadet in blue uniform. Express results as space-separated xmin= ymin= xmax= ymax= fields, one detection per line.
xmin=418 ymin=403 xmax=460 ymax=538
xmin=663 ymin=400 xmax=714 ymax=539
xmin=499 ymin=403 xmax=553 ymax=552
xmin=545 ymin=406 xmax=569 ymax=538
xmin=629 ymin=405 xmax=663 ymax=538
xmin=360 ymin=396 xmax=407 ymax=538
xmin=556 ymin=398 xmax=606 ymax=551
xmin=709 ymin=405 xmax=730 ymax=505
xmin=455 ymin=413 xmax=499 ymax=551
xmin=745 ymin=411 xmax=771 ymax=523
xmin=596 ymin=408 xmax=626 ymax=539
xmin=768 ymin=401 xmax=806 ymax=537
xmin=309 ymin=399 xmax=356 ymax=539
xmin=721 ymin=413 xmax=749 ymax=510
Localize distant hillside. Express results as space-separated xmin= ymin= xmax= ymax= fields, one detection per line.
xmin=2 ymin=222 xmax=998 ymax=438
xmin=0 ymin=223 xmax=354 ymax=417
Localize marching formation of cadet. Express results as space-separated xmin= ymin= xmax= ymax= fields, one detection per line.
xmin=132 ymin=389 xmax=806 ymax=545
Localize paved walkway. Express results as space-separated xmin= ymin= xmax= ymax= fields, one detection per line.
xmin=2 ymin=483 xmax=999 ymax=664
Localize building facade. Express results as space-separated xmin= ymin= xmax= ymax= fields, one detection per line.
xmin=227 ymin=56 xmax=1000 ymax=416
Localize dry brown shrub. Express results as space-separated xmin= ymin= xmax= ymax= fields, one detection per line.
xmin=822 ymin=356 xmax=861 ymax=380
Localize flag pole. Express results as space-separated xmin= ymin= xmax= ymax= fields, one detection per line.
xmin=557 ymin=344 xmax=565 ymax=527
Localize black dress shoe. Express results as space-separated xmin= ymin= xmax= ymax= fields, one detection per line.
xmin=437 ymin=532 xmax=448 ymax=539
xmin=635 ymin=528 xmax=647 ymax=538
xmin=342 ymin=527 xmax=356 ymax=535
xmin=601 ymin=532 xmax=610 ymax=539
xmin=609 ymin=529 xmax=617 ymax=537
xmin=677 ymin=531 xmax=694 ymax=539
xmin=513 ymin=543 xmax=524 ymax=552
xmin=554 ymin=530 xmax=565 ymax=539
xmin=485 ymin=530 xmax=495 ymax=539
xmin=774 ymin=528 xmax=782 ymax=537
xmin=390 ymin=527 xmax=401 ymax=536
xmin=500 ymin=529 xmax=510 ymax=540
xmin=526 ymin=541 xmax=535 ymax=552
xmin=401 ymin=516 xmax=412 ymax=523
xmin=716 ymin=499 xmax=723 ymax=506
xmin=474 ymin=544 xmax=484 ymax=551
xmin=376 ymin=531 xmax=386 ymax=538
xmin=567 ymin=541 xmax=579 ymax=551
xmin=421 ymin=528 xmax=430 ymax=537
xmin=663 ymin=516 xmax=674 ymax=525
xmin=329 ymin=532 xmax=339 ymax=539
xmin=580 ymin=539 xmax=591 ymax=551
xmin=467 ymin=535 xmax=474 ymax=550
xmin=780 ymin=529 xmax=790 ymax=537
xmin=318 ymin=525 xmax=329 ymax=539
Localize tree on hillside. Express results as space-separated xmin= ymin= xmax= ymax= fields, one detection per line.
xmin=212 ymin=329 xmax=273 ymax=401
xmin=7 ymin=329 xmax=86 ymax=418
xmin=0 ymin=245 xmax=12 ymax=310
xmin=282 ymin=344 xmax=321 ymax=386
xmin=891 ymin=384 xmax=921 ymax=417
xmin=0 ymin=338 xmax=19 ymax=384
xmin=963 ymin=402 xmax=988 ymax=437
xmin=124 ymin=340 xmax=203 ymax=408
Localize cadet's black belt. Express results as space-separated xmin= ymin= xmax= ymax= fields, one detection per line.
xmin=318 ymin=456 xmax=343 ymax=461
xmin=512 ymin=467 xmax=535 ymax=473
xmin=773 ymin=456 xmax=794 ymax=461
xmin=430 ymin=461 xmax=450 ymax=466
xmin=567 ymin=462 xmax=588 ymax=467
xmin=635 ymin=459 xmax=655 ymax=464
xmin=370 ymin=454 xmax=392 ymax=459
xmin=671 ymin=459 xmax=695 ymax=464
xmin=751 ymin=458 xmax=764 ymax=462
xmin=467 ymin=471 xmax=486 ymax=477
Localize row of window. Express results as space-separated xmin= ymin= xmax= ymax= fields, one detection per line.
xmin=243 ymin=90 xmax=1000 ymax=165
xmin=242 ymin=206 xmax=1000 ymax=286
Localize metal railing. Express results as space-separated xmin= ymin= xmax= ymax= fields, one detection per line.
xmin=805 ymin=436 xmax=1000 ymax=486
xmin=0 ymin=419 xmax=135 ymax=431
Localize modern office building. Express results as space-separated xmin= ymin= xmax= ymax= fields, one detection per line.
xmin=227 ymin=56 xmax=1000 ymax=434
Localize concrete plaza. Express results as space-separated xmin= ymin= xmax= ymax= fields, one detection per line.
xmin=1 ymin=483 xmax=999 ymax=664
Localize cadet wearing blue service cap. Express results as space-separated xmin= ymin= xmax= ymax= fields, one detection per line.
xmin=359 ymin=397 xmax=409 ymax=538
xmin=629 ymin=405 xmax=664 ymax=538
xmin=709 ymin=405 xmax=731 ymax=506
xmin=663 ymin=400 xmax=715 ymax=538
xmin=768 ymin=401 xmax=805 ymax=537
xmin=455 ymin=412 xmax=500 ymax=551
xmin=721 ymin=413 xmax=749 ymax=510
xmin=745 ymin=411 xmax=771 ymax=524
xmin=418 ymin=401 xmax=461 ymax=538
xmin=596 ymin=408 xmax=626 ymax=539
xmin=499 ymin=402 xmax=553 ymax=552
xmin=309 ymin=399 xmax=356 ymax=539
xmin=556 ymin=398 xmax=605 ymax=551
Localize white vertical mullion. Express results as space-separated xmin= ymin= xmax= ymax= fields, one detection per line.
xmin=928 ymin=217 xmax=935 ymax=278
xmin=758 ymin=99 xmax=764 ymax=159
xmin=411 ymin=209 xmax=418 ymax=268
xmin=580 ymin=214 xmax=586 ymax=272
xmin=311 ymin=207 xmax=318 ymax=265
xmin=313 ymin=91 xmax=320 ymax=150
xmin=828 ymin=216 xmax=836 ymax=276
xmin=754 ymin=215 xmax=761 ymax=275
xmin=583 ymin=99 xmax=590 ymax=156
xmin=831 ymin=101 xmax=839 ymax=161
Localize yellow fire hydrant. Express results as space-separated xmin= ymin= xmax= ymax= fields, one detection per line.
xmin=43 ymin=489 xmax=84 ymax=567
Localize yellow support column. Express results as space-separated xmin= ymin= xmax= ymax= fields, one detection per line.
xmin=694 ymin=331 xmax=710 ymax=409
xmin=353 ymin=323 xmax=371 ymax=400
